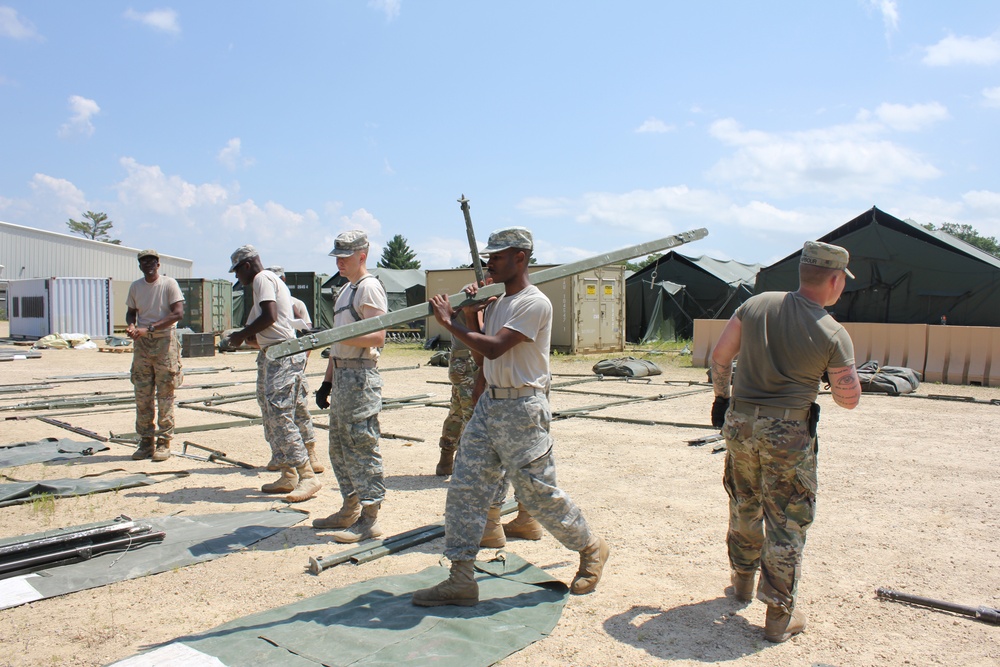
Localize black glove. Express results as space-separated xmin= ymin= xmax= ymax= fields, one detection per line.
xmin=316 ymin=381 xmax=332 ymax=409
xmin=711 ymin=396 xmax=730 ymax=428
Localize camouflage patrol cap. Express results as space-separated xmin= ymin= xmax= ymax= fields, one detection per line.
xmin=265 ymin=265 xmax=285 ymax=279
xmin=801 ymin=241 xmax=855 ymax=279
xmin=481 ymin=227 xmax=533 ymax=254
xmin=329 ymin=230 xmax=369 ymax=257
xmin=137 ymin=249 xmax=159 ymax=260
xmin=228 ymin=244 xmax=259 ymax=272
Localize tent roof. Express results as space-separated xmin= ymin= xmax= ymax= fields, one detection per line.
xmin=369 ymin=267 xmax=425 ymax=293
xmin=632 ymin=251 xmax=763 ymax=287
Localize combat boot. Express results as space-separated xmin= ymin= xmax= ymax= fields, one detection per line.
xmin=764 ymin=605 xmax=807 ymax=643
xmin=479 ymin=506 xmax=506 ymax=548
xmin=304 ymin=441 xmax=325 ymax=474
xmin=730 ymin=570 xmax=756 ymax=602
xmin=435 ymin=441 xmax=456 ymax=476
xmin=570 ymin=534 xmax=610 ymax=595
xmin=151 ymin=440 xmax=172 ymax=462
xmin=411 ymin=560 xmax=479 ymax=607
xmin=312 ymin=494 xmax=362 ymax=529
xmin=503 ymin=502 xmax=543 ymax=540
xmin=261 ymin=467 xmax=297 ymax=494
xmin=265 ymin=456 xmax=280 ymax=471
xmin=328 ymin=503 xmax=383 ymax=543
xmin=285 ymin=462 xmax=322 ymax=503
xmin=131 ymin=439 xmax=155 ymax=460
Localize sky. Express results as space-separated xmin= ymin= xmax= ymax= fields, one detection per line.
xmin=2 ymin=1 xmax=1000 ymax=278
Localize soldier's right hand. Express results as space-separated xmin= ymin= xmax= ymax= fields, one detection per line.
xmin=316 ymin=381 xmax=332 ymax=409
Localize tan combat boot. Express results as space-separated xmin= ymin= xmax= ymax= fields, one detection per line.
xmin=131 ymin=439 xmax=155 ymax=460
xmin=412 ymin=560 xmax=479 ymax=607
xmin=151 ymin=440 xmax=172 ymax=462
xmin=261 ymin=467 xmax=297 ymax=494
xmin=503 ymin=502 xmax=543 ymax=540
xmin=312 ymin=494 xmax=362 ymax=529
xmin=329 ymin=503 xmax=383 ymax=544
xmin=304 ymin=441 xmax=325 ymax=474
xmin=764 ymin=605 xmax=807 ymax=643
xmin=435 ymin=441 xmax=456 ymax=476
xmin=570 ymin=534 xmax=610 ymax=595
xmin=730 ymin=570 xmax=756 ymax=602
xmin=285 ymin=462 xmax=322 ymax=503
xmin=479 ymin=506 xmax=506 ymax=548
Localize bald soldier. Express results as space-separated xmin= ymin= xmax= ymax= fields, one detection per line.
xmin=710 ymin=240 xmax=862 ymax=643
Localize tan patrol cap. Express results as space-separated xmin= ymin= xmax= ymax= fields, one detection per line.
xmin=800 ymin=241 xmax=854 ymax=279
xmin=481 ymin=227 xmax=533 ymax=254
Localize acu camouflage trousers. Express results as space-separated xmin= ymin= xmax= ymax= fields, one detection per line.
xmin=130 ymin=333 xmax=182 ymax=444
xmin=439 ymin=354 xmax=479 ymax=451
xmin=328 ymin=366 xmax=385 ymax=506
xmin=255 ymin=350 xmax=310 ymax=467
xmin=444 ymin=393 xmax=592 ymax=562
xmin=722 ymin=409 xmax=817 ymax=612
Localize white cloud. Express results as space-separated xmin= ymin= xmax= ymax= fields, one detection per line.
xmin=982 ymin=87 xmax=1000 ymax=109
xmin=706 ymin=117 xmax=941 ymax=199
xmin=923 ymin=33 xmax=1000 ymax=66
xmin=58 ymin=95 xmax=100 ymax=138
xmin=635 ymin=117 xmax=675 ymax=134
xmin=864 ymin=1 xmax=899 ymax=39
xmin=29 ymin=173 xmax=88 ymax=218
xmin=383 ymin=158 xmax=395 ymax=175
xmin=368 ymin=0 xmax=401 ymax=21
xmin=867 ymin=101 xmax=949 ymax=131
xmin=217 ymin=138 xmax=254 ymax=170
xmin=123 ymin=7 xmax=180 ymax=35
xmin=115 ymin=157 xmax=228 ymax=216
xmin=0 ymin=6 xmax=39 ymax=39
xmin=221 ymin=200 xmax=318 ymax=237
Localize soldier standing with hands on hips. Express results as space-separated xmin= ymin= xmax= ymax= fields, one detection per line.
xmin=710 ymin=240 xmax=862 ymax=643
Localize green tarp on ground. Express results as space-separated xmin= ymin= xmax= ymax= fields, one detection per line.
xmin=0 ymin=437 xmax=109 ymax=468
xmin=110 ymin=553 xmax=569 ymax=667
xmin=0 ymin=509 xmax=305 ymax=610
xmin=0 ymin=469 xmax=189 ymax=507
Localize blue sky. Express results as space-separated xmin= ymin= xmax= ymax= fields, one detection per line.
xmin=2 ymin=2 xmax=999 ymax=278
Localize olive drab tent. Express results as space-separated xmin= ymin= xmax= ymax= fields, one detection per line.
xmin=625 ymin=253 xmax=763 ymax=342
xmin=754 ymin=206 xmax=1000 ymax=326
xmin=321 ymin=267 xmax=426 ymax=332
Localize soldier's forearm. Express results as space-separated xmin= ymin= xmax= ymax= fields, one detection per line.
xmin=711 ymin=360 xmax=733 ymax=398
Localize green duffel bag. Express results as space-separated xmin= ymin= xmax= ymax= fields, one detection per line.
xmin=592 ymin=356 xmax=663 ymax=378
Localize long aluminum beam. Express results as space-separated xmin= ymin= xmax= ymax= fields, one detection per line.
xmin=267 ymin=227 xmax=708 ymax=359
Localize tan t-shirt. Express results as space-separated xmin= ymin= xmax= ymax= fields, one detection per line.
xmin=249 ymin=270 xmax=296 ymax=348
xmin=733 ymin=291 xmax=855 ymax=409
xmin=483 ymin=284 xmax=551 ymax=390
xmin=330 ymin=274 xmax=387 ymax=361
xmin=126 ymin=275 xmax=184 ymax=329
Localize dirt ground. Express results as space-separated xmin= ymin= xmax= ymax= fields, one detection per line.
xmin=0 ymin=324 xmax=997 ymax=667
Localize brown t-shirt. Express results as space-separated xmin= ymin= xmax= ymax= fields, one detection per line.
xmin=733 ymin=291 xmax=854 ymax=409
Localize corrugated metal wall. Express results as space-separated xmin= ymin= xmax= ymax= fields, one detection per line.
xmin=0 ymin=220 xmax=192 ymax=282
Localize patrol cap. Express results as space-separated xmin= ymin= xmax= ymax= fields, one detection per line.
xmin=481 ymin=227 xmax=533 ymax=254
xmin=800 ymin=241 xmax=854 ymax=279
xmin=265 ymin=265 xmax=285 ymax=278
xmin=329 ymin=230 xmax=369 ymax=257
xmin=137 ymin=249 xmax=159 ymax=261
xmin=228 ymin=244 xmax=259 ymax=272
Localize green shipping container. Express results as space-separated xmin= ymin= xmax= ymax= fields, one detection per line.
xmin=176 ymin=278 xmax=233 ymax=333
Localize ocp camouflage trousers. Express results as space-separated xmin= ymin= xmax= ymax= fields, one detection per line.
xmin=722 ymin=409 xmax=817 ymax=612
xmin=255 ymin=350 xmax=309 ymax=467
xmin=439 ymin=355 xmax=478 ymax=450
xmin=444 ymin=394 xmax=592 ymax=562
xmin=131 ymin=333 xmax=182 ymax=444
xmin=328 ymin=366 xmax=385 ymax=505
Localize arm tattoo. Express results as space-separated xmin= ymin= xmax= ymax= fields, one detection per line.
xmin=711 ymin=360 xmax=733 ymax=398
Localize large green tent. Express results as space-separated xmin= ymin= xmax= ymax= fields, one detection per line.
xmin=625 ymin=253 xmax=762 ymax=342
xmin=754 ymin=206 xmax=1000 ymax=325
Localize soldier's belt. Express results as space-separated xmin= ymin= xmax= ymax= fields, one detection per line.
xmin=451 ymin=350 xmax=472 ymax=359
xmin=332 ymin=358 xmax=376 ymax=369
xmin=488 ymin=386 xmax=543 ymax=400
xmin=731 ymin=400 xmax=809 ymax=421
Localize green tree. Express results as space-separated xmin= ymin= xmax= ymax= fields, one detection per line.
xmin=623 ymin=253 xmax=662 ymax=272
xmin=377 ymin=234 xmax=421 ymax=269
xmin=922 ymin=222 xmax=999 ymax=257
xmin=66 ymin=211 xmax=121 ymax=245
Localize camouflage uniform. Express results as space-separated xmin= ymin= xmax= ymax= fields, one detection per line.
xmin=439 ymin=352 xmax=479 ymax=451
xmin=722 ymin=409 xmax=816 ymax=612
xmin=295 ymin=374 xmax=316 ymax=448
xmin=444 ymin=392 xmax=592 ymax=562
xmin=328 ymin=365 xmax=385 ymax=504
xmin=131 ymin=333 xmax=182 ymax=444
xmin=255 ymin=350 xmax=309 ymax=467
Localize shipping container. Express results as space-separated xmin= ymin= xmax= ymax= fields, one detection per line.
xmin=284 ymin=272 xmax=327 ymax=324
xmin=8 ymin=277 xmax=113 ymax=340
xmin=176 ymin=278 xmax=233 ymax=333
xmin=425 ymin=265 xmax=625 ymax=354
